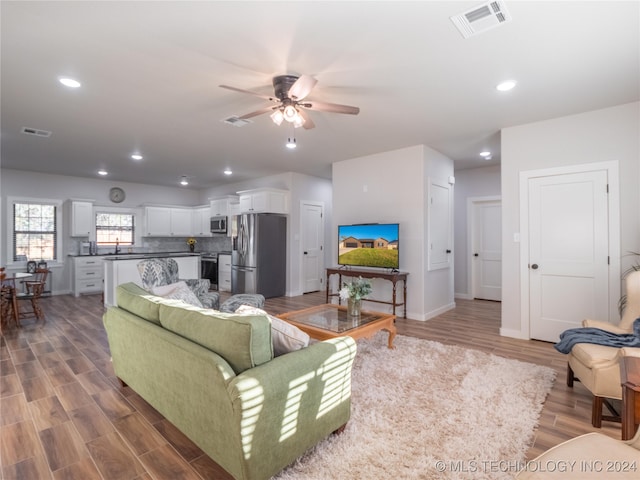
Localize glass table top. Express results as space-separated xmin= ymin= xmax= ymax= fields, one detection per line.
xmin=281 ymin=305 xmax=391 ymax=333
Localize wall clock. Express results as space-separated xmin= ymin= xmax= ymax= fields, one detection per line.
xmin=109 ymin=187 xmax=126 ymax=203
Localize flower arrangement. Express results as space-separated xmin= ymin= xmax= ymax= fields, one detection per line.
xmin=186 ymin=237 xmax=197 ymax=246
xmin=339 ymin=276 xmax=372 ymax=301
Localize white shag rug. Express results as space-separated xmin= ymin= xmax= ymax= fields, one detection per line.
xmin=274 ymin=333 xmax=556 ymax=480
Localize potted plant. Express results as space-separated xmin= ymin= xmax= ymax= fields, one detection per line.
xmin=186 ymin=237 xmax=197 ymax=253
xmin=339 ymin=276 xmax=372 ymax=317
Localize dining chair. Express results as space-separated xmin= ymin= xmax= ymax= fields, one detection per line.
xmin=1 ymin=267 xmax=17 ymax=332
xmin=15 ymin=268 xmax=49 ymax=322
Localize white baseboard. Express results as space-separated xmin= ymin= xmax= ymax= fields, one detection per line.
xmin=455 ymin=292 xmax=473 ymax=300
xmin=408 ymin=302 xmax=456 ymax=321
xmin=500 ymin=327 xmax=529 ymax=340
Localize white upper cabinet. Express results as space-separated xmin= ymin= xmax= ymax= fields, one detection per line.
xmin=237 ymin=188 xmax=289 ymax=214
xmin=192 ymin=206 xmax=212 ymax=237
xmin=144 ymin=206 xmax=193 ymax=236
xmin=69 ymin=200 xmax=94 ymax=237
xmin=210 ymin=195 xmax=238 ymax=217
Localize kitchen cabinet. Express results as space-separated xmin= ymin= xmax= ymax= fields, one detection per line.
xmin=192 ymin=206 xmax=212 ymax=237
xmin=143 ymin=206 xmax=193 ymax=236
xmin=237 ymin=188 xmax=289 ymax=214
xmin=218 ymin=253 xmax=232 ymax=292
xmin=72 ymin=256 xmax=104 ymax=296
xmin=69 ymin=200 xmax=94 ymax=237
xmin=210 ymin=195 xmax=239 ymax=217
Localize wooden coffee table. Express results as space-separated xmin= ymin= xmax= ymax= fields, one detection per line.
xmin=278 ymin=303 xmax=396 ymax=349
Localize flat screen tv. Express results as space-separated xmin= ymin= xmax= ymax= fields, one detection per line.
xmin=338 ymin=223 xmax=399 ymax=269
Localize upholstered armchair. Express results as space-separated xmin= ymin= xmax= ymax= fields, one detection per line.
xmin=567 ymin=270 xmax=640 ymax=427
xmin=137 ymin=258 xmax=219 ymax=310
xmin=515 ymin=427 xmax=640 ymax=479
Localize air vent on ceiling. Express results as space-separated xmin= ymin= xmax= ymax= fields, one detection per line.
xmin=221 ymin=116 xmax=253 ymax=127
xmin=21 ymin=127 xmax=52 ymax=137
xmin=450 ymin=1 xmax=512 ymax=39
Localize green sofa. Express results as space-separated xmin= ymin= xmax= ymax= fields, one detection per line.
xmin=103 ymin=283 xmax=357 ymax=480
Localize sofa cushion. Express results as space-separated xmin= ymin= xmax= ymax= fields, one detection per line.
xmin=152 ymin=281 xmax=203 ymax=308
xmin=235 ymin=305 xmax=310 ymax=356
xmin=116 ymin=282 xmax=163 ymax=325
xmin=158 ymin=304 xmax=273 ymax=374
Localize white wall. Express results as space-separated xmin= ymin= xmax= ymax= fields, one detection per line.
xmin=332 ymin=144 xmax=454 ymax=320
xmin=453 ymin=165 xmax=501 ymax=297
xmin=501 ymin=102 xmax=640 ymax=338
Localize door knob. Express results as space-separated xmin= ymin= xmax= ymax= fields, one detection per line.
xmin=303 ymin=251 xmax=308 ymax=255
xmin=531 ymin=264 xmax=539 ymax=270
xmin=474 ymin=253 xmax=479 ymax=257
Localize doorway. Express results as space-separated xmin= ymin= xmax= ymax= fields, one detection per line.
xmin=469 ymin=197 xmax=502 ymax=301
xmin=301 ymin=202 xmax=324 ymax=293
xmin=520 ymin=162 xmax=620 ymax=342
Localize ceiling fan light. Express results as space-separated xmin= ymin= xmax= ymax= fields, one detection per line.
xmin=270 ymin=109 xmax=284 ymax=126
xmin=292 ymin=114 xmax=305 ymax=128
xmin=283 ymin=105 xmax=298 ymax=122
xmin=286 ymin=137 xmax=297 ymax=149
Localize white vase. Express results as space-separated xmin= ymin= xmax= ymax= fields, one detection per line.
xmin=347 ymin=298 xmax=361 ymax=317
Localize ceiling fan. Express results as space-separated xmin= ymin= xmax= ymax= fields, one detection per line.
xmin=219 ymin=74 xmax=360 ymax=130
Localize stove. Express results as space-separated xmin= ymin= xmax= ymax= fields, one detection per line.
xmin=200 ymin=253 xmax=218 ymax=290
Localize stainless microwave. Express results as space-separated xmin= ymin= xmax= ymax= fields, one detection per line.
xmin=210 ymin=215 xmax=227 ymax=234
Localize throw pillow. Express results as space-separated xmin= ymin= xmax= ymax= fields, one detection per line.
xmin=152 ymin=281 xmax=203 ymax=308
xmin=235 ymin=304 xmax=310 ymax=356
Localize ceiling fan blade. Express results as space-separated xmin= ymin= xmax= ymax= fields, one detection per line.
xmin=297 ymin=108 xmax=315 ymax=130
xmin=303 ymin=100 xmax=360 ymax=115
xmin=219 ymin=84 xmax=275 ymax=101
xmin=288 ymin=75 xmax=318 ymax=101
xmin=238 ymin=105 xmax=277 ymax=120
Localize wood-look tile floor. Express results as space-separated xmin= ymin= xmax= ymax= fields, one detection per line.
xmin=0 ymin=292 xmax=622 ymax=479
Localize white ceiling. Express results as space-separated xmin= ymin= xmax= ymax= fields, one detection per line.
xmin=1 ymin=1 xmax=638 ymax=189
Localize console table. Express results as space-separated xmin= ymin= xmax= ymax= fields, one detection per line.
xmin=620 ymin=355 xmax=640 ymax=440
xmin=325 ymin=267 xmax=408 ymax=318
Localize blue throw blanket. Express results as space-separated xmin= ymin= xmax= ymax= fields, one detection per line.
xmin=554 ymin=317 xmax=640 ymax=354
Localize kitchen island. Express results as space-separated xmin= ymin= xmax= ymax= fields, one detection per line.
xmin=103 ymin=252 xmax=200 ymax=306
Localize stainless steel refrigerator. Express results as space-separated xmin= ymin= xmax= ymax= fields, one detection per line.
xmin=231 ymin=213 xmax=287 ymax=298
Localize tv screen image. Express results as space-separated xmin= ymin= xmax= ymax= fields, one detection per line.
xmin=338 ymin=223 xmax=399 ymax=269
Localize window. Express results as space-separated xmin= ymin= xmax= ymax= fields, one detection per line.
xmin=13 ymin=202 xmax=58 ymax=261
xmin=96 ymin=213 xmax=134 ymax=246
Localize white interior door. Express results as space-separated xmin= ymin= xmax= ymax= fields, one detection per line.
xmin=472 ymin=200 xmax=502 ymax=301
xmin=301 ymin=202 xmax=324 ymax=293
xmin=528 ymin=170 xmax=609 ymax=342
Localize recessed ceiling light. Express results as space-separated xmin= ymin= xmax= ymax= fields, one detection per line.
xmin=479 ymin=151 xmax=491 ymax=157
xmin=130 ymin=154 xmax=143 ymax=160
xmin=496 ymin=80 xmax=517 ymax=92
xmin=59 ymin=77 xmax=81 ymax=88
xmin=180 ymin=176 xmax=189 ymax=186
xmin=224 ymin=168 xmax=233 ymax=175
xmin=98 ymin=170 xmax=108 ymax=176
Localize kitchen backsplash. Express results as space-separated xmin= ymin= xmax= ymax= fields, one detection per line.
xmin=68 ymin=236 xmax=232 ymax=256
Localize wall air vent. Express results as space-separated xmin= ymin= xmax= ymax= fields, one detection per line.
xmin=450 ymin=1 xmax=512 ymax=39
xmin=221 ymin=116 xmax=252 ymax=127
xmin=21 ymin=127 xmax=52 ymax=137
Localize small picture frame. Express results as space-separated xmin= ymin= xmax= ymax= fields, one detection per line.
xmin=27 ymin=261 xmax=37 ymax=273
xmin=37 ymin=261 xmax=48 ymax=270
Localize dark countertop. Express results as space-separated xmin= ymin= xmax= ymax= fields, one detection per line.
xmin=74 ymin=252 xmax=202 ymax=261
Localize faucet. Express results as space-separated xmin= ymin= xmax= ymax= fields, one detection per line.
xmin=115 ymin=239 xmax=121 ymax=255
